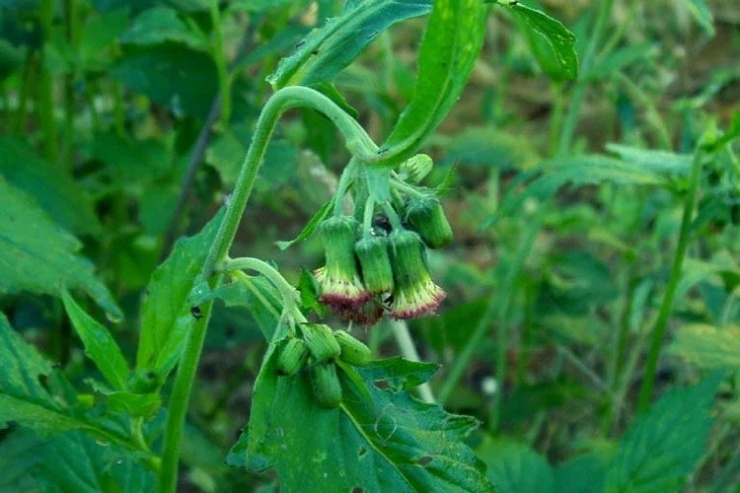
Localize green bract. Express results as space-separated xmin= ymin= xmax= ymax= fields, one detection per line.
xmin=334 ymin=330 xmax=373 ymax=367
xmin=277 ymin=338 xmax=309 ymax=376
xmin=355 ymin=235 xmax=394 ymax=295
xmin=388 ymin=229 xmax=445 ymax=319
xmin=309 ymin=362 xmax=342 ymax=409
xmin=301 ymin=323 xmax=342 ymax=363
xmin=315 ymin=216 xmax=370 ymax=310
xmin=405 ymin=196 xmax=453 ymax=248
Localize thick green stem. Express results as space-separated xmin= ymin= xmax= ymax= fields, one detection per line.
xmin=156 ymin=86 xmax=378 ymax=493
xmin=387 ymin=319 xmax=435 ymax=403
xmin=636 ymin=150 xmax=703 ymax=411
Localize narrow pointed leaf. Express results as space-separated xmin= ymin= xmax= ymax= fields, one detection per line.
xmin=268 ymin=0 xmax=432 ymax=88
xmin=62 ymin=290 xmax=130 ymax=390
xmin=136 ymin=209 xmax=224 ymax=379
xmin=377 ymin=0 xmax=487 ymax=165
xmin=502 ymin=3 xmax=578 ymax=81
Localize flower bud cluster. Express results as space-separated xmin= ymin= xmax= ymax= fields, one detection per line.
xmin=313 ymin=192 xmax=451 ymax=324
xmin=276 ymin=324 xmax=372 ymax=408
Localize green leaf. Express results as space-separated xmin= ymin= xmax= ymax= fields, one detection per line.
xmin=378 ymin=0 xmax=487 ymax=165
xmin=0 ymin=429 xmax=154 ymax=492
xmin=0 ymin=314 xmax=128 ymax=441
xmin=0 ymin=428 xmax=43 ymax=491
xmin=190 ymin=273 xmax=284 ymax=340
xmin=229 ymin=354 xmax=494 ymax=492
xmin=78 ymin=8 xmax=129 ymax=67
xmin=477 ymin=438 xmax=555 ymax=493
xmin=439 ymin=127 xmax=541 ymax=169
xmin=669 ymin=324 xmax=740 ymax=369
xmin=0 ymin=135 xmax=101 ymax=236
xmin=227 ymin=0 xmax=297 ymax=13
xmin=502 ymin=2 xmax=578 ymax=81
xmin=606 ymin=143 xmax=692 ymax=175
xmin=683 ymin=0 xmax=714 ymax=37
xmin=605 ymin=374 xmax=722 ymax=493
xmin=488 ymin=155 xmax=667 ymax=227
xmin=0 ymin=177 xmax=121 ymax=318
xmin=268 ymin=0 xmax=432 ymax=88
xmin=62 ymin=290 xmax=130 ymax=390
xmin=120 ymin=7 xmax=209 ymax=51
xmin=136 ymin=209 xmax=224 ymax=379
xmin=112 ymin=44 xmax=218 ymax=118
xmin=276 ymin=200 xmax=333 ymax=250
xmin=554 ymin=453 xmax=611 ymax=493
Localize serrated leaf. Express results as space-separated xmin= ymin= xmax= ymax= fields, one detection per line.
xmin=605 ymin=374 xmax=722 ymax=493
xmin=606 ymin=143 xmax=692 ymax=175
xmin=268 ymin=0 xmax=432 ymax=88
xmin=0 ymin=429 xmax=155 ymax=493
xmin=477 ymin=438 xmax=555 ymax=493
xmin=136 ymin=209 xmax=224 ymax=379
xmin=0 ymin=314 xmax=132 ymax=443
xmin=276 ymin=200 xmax=333 ymax=250
xmin=0 ymin=177 xmax=121 ymax=318
xmin=0 ymin=135 xmax=101 ymax=236
xmin=488 ymin=155 xmax=667 ymax=227
xmin=120 ymin=7 xmax=208 ymax=51
xmin=440 ymin=127 xmax=541 ymax=169
xmin=229 ymin=354 xmax=494 ymax=492
xmin=0 ymin=314 xmax=71 ymax=432
xmin=669 ymin=324 xmax=740 ymax=369
xmin=503 ymin=3 xmax=578 ymax=81
xmin=377 ymin=0 xmax=487 ymax=166
xmin=62 ymin=290 xmax=130 ymax=390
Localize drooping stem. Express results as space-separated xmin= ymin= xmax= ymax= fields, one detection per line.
xmin=387 ymin=319 xmax=435 ymax=403
xmin=636 ymin=149 xmax=703 ymax=411
xmin=156 ymin=86 xmax=378 ymax=493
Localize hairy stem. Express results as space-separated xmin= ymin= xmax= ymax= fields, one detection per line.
xmin=156 ymin=86 xmax=378 ymax=493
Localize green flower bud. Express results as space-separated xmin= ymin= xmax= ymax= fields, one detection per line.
xmin=405 ymin=196 xmax=453 ymax=248
xmin=277 ymin=338 xmax=309 ymax=376
xmin=388 ymin=229 xmax=445 ymax=320
xmin=355 ymin=236 xmax=394 ymax=294
xmin=316 ymin=216 xmax=370 ymax=310
xmin=301 ymin=323 xmax=341 ymax=363
xmin=334 ymin=330 xmax=372 ymax=367
xmin=310 ymin=363 xmax=342 ymax=409
xmin=399 ymin=154 xmax=433 ymax=184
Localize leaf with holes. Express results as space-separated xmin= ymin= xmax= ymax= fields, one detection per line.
xmin=228 ymin=355 xmax=494 ymax=492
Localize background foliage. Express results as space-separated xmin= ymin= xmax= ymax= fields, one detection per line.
xmin=1 ymin=0 xmax=739 ymax=491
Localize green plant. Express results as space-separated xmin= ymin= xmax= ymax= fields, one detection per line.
xmin=2 ymin=0 xmax=739 ymax=492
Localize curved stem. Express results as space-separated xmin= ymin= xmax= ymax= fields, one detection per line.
xmin=333 ymin=158 xmax=360 ymax=216
xmin=224 ymin=257 xmax=301 ymax=310
xmin=157 ymin=86 xmax=378 ymax=493
xmin=636 ymin=150 xmax=703 ymax=411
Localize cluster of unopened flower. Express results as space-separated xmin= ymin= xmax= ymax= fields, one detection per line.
xmin=277 ymin=323 xmax=372 ymax=408
xmin=313 ymin=159 xmax=452 ymax=325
